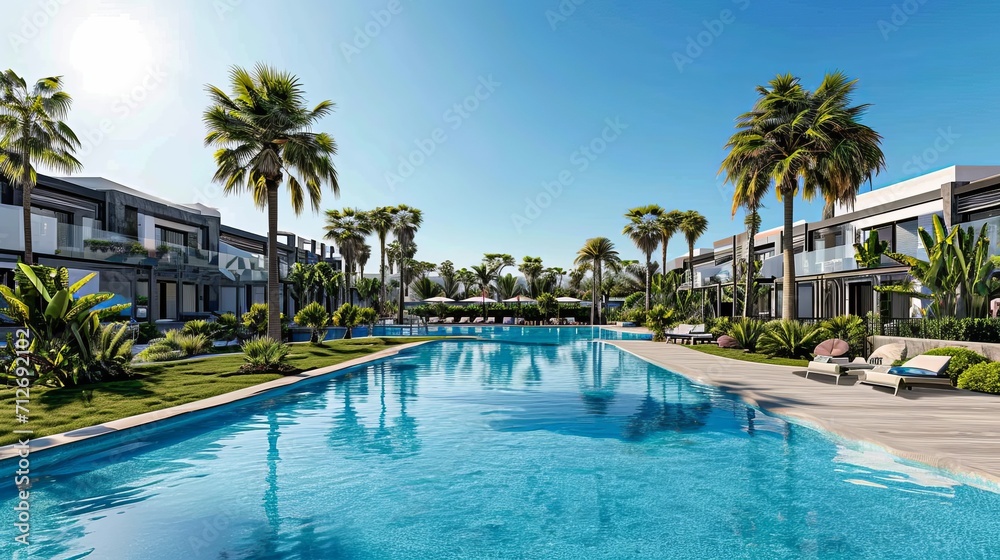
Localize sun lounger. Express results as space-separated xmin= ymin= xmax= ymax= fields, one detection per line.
xmin=515 ymin=318 xmax=525 ymax=325
xmin=427 ymin=317 xmax=440 ymax=324
xmin=458 ymin=316 xmax=471 ymax=324
xmin=549 ymin=318 xmax=560 ymax=325
xmin=485 ymin=317 xmax=496 ymax=324
xmin=472 ymin=317 xmax=485 ymax=324
xmin=502 ymin=316 xmax=514 ymax=325
xmin=805 ymin=357 xmax=877 ymax=385
xmin=443 ymin=317 xmax=455 ymax=324
xmin=565 ymin=317 xmax=577 ymax=325
xmin=667 ymin=324 xmax=712 ymax=344
xmin=859 ymin=355 xmax=953 ymax=396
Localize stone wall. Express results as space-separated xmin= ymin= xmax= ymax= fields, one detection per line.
xmin=872 ymin=335 xmax=1000 ymax=361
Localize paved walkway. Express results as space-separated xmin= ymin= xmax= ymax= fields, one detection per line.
xmin=609 ymin=339 xmax=1000 ymax=486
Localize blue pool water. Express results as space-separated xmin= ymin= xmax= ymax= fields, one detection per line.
xmin=2 ymin=328 xmax=999 ymax=559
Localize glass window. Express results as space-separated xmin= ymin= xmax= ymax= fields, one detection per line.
xmin=123 ymin=207 xmax=138 ymax=237
xmin=155 ymin=226 xmax=186 ymax=247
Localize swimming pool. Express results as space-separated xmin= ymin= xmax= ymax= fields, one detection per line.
xmin=2 ymin=330 xmax=999 ymax=558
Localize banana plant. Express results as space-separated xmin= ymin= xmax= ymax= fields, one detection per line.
xmin=1 ymin=263 xmax=130 ymax=386
xmin=853 ymin=230 xmax=888 ymax=269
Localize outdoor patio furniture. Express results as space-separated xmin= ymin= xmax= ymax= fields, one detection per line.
xmin=427 ymin=317 xmax=440 ymax=324
xmin=443 ymin=317 xmax=455 ymax=324
xmin=485 ymin=317 xmax=496 ymax=324
xmin=565 ymin=317 xmax=577 ymax=325
xmin=473 ymin=317 xmax=485 ymax=324
xmin=859 ymin=355 xmax=954 ymax=396
xmin=458 ymin=317 xmax=471 ymax=324
xmin=502 ymin=317 xmax=514 ymax=325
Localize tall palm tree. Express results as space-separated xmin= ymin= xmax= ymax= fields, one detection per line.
xmin=392 ymin=204 xmax=422 ymax=323
xmin=204 ymin=64 xmax=339 ymax=339
xmin=518 ymin=256 xmax=544 ymax=294
xmin=721 ymin=71 xmax=884 ymax=319
xmin=495 ymin=273 xmax=522 ymax=300
xmin=623 ymin=205 xmax=663 ymax=311
xmin=575 ymin=237 xmax=621 ymax=325
xmin=386 ymin=240 xmax=401 ymax=275
xmin=0 ymin=71 xmax=82 ymax=265
xmin=741 ymin=206 xmax=763 ymax=317
xmin=367 ymin=205 xmax=395 ymax=310
xmin=657 ymin=209 xmax=682 ymax=275
xmin=546 ymin=267 xmax=566 ymax=291
xmin=324 ymin=208 xmax=370 ymax=305
xmin=471 ymin=263 xmax=499 ymax=298
xmin=357 ymin=242 xmax=371 ymax=279
xmin=679 ymin=210 xmax=708 ymax=286
xmin=314 ymin=261 xmax=343 ymax=311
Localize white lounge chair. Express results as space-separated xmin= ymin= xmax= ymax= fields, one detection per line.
xmin=458 ymin=316 xmax=471 ymax=324
xmin=502 ymin=316 xmax=514 ymax=325
xmin=565 ymin=317 xmax=577 ymax=325
xmin=443 ymin=317 xmax=455 ymax=324
xmin=485 ymin=317 xmax=496 ymax=324
xmin=805 ymin=356 xmax=879 ymax=385
xmin=427 ymin=316 xmax=440 ymax=324
xmin=860 ymin=355 xmax=954 ymax=396
xmin=472 ymin=317 xmax=485 ymax=324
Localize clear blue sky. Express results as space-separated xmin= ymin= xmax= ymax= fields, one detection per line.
xmin=4 ymin=0 xmax=999 ymax=270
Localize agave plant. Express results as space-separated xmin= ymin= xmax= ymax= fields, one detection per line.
xmin=181 ymin=319 xmax=215 ymax=337
xmin=89 ymin=323 xmax=135 ymax=381
xmin=332 ymin=303 xmax=362 ymax=339
xmin=0 ymin=263 xmax=130 ymax=386
xmin=819 ymin=315 xmax=866 ymax=356
xmin=294 ymin=301 xmax=330 ymax=343
xmin=758 ymin=321 xmax=824 ymax=359
xmin=239 ymin=335 xmax=292 ymax=373
xmin=729 ymin=319 xmax=768 ymax=352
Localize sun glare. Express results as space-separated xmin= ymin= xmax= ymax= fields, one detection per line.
xmin=69 ymin=15 xmax=154 ymax=95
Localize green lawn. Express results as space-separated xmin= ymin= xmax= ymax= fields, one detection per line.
xmin=0 ymin=337 xmax=435 ymax=446
xmin=685 ymin=344 xmax=809 ymax=368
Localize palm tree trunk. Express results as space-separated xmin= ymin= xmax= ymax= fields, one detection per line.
xmin=644 ymin=253 xmax=652 ymax=312
xmin=688 ymin=241 xmax=695 ymax=286
xmin=589 ymin=263 xmax=597 ymax=326
xmin=743 ymin=222 xmax=757 ymax=318
xmin=661 ymin=241 xmax=668 ymax=278
xmin=21 ymin=184 xmax=33 ymax=266
xmin=266 ymin=183 xmax=281 ymax=340
xmin=781 ymin=189 xmax=796 ymax=320
xmin=596 ymin=260 xmax=603 ymax=325
xmin=396 ymin=246 xmax=406 ymax=323
xmin=379 ymin=236 xmax=387 ymax=314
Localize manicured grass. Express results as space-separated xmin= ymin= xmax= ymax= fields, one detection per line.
xmin=0 ymin=337 xmax=435 ymax=447
xmin=685 ymin=344 xmax=809 ymax=368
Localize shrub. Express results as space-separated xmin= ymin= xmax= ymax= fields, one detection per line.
xmin=181 ymin=319 xmax=215 ymax=337
xmin=239 ymin=336 xmax=293 ymax=374
xmin=242 ymin=303 xmax=269 ymax=336
xmin=820 ymin=315 xmax=866 ymax=357
xmin=645 ymin=305 xmax=678 ymax=342
xmin=623 ymin=307 xmax=647 ymax=325
xmin=957 ymin=362 xmax=1000 ymax=394
xmin=172 ymin=332 xmax=210 ymax=356
xmin=212 ymin=313 xmax=240 ymax=341
xmin=294 ymin=302 xmax=330 ymax=343
xmin=730 ymin=319 xmax=768 ymax=353
xmin=135 ymin=322 xmax=162 ymax=344
xmin=923 ymin=347 xmax=989 ymax=384
xmin=623 ymin=292 xmax=644 ymax=309
xmin=332 ymin=303 xmax=361 ymax=339
xmin=358 ymin=307 xmax=378 ymax=333
xmin=89 ymin=323 xmax=135 ymax=381
xmin=709 ymin=317 xmax=734 ymax=337
xmin=136 ymin=329 xmax=210 ymax=362
xmin=758 ymin=321 xmax=824 ymax=359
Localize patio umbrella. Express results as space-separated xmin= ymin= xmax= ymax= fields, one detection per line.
xmin=555 ymin=296 xmax=582 ymax=321
xmin=459 ymin=296 xmax=497 ymax=303
xmin=503 ymin=295 xmax=536 ymax=324
xmin=423 ymin=296 xmax=456 ymax=303
xmin=814 ymin=338 xmax=850 ymax=358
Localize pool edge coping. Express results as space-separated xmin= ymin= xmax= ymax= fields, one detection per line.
xmin=605 ymin=340 xmax=1000 ymax=492
xmin=0 ymin=339 xmax=444 ymax=461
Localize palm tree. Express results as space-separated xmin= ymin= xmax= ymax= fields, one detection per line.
xmin=0 ymin=71 xmax=82 ymax=265
xmin=546 ymin=267 xmax=566 ymax=291
xmin=518 ymin=256 xmax=544 ymax=293
xmin=204 ymin=64 xmax=339 ymax=339
xmin=471 ymin=263 xmax=499 ymax=298
xmin=410 ymin=277 xmax=442 ymax=301
xmin=679 ymin=210 xmax=708 ymax=286
xmin=721 ymin=72 xmax=884 ymax=319
xmin=324 ymin=208 xmax=371 ymax=305
xmin=495 ymin=273 xmax=522 ymax=300
xmin=386 ymin=240 xmax=401 ymax=274
xmin=314 ymin=261 xmax=343 ymax=311
xmin=367 ymin=205 xmax=395 ymax=309
xmin=575 ymin=237 xmax=621 ymax=325
xmin=392 ymin=204 xmax=422 ymax=323
xmin=741 ymin=206 xmax=763 ymax=317
xmin=657 ymin=209 xmax=683 ymax=275
xmin=357 ymin=242 xmax=371 ymax=279
xmin=623 ymin=205 xmax=663 ymax=312
xmin=455 ymin=268 xmax=476 ymax=298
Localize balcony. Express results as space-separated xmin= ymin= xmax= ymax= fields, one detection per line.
xmin=795 ymin=245 xmax=858 ymax=276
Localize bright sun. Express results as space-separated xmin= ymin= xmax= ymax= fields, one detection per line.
xmin=70 ymin=15 xmax=154 ymax=96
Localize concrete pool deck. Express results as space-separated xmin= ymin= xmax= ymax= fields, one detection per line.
xmin=608 ymin=338 xmax=1000 ymax=486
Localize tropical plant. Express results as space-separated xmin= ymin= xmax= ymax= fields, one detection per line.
xmin=242 ymin=303 xmax=270 ymax=336
xmin=657 ymin=209 xmax=683 ymax=275
xmin=819 ymin=315 xmax=866 ymax=357
xmin=314 ymin=262 xmax=343 ymax=311
xmin=624 ymin=205 xmax=663 ymax=311
xmin=575 ymin=237 xmax=621 ymax=325
xmin=358 ymin=306 xmax=378 ymax=335
xmin=758 ymin=320 xmax=824 ymax=359
xmin=205 ymin=64 xmax=339 ymax=339
xmin=411 ymin=277 xmax=443 ymax=301
xmin=721 ymin=72 xmax=885 ymax=320
xmin=854 ymin=230 xmax=888 ymax=269
xmin=239 ymin=336 xmax=292 ymax=374
xmin=136 ymin=329 xmax=211 ymax=362
xmin=709 ymin=316 xmax=734 ymax=337
xmin=332 ymin=303 xmax=362 ymax=339
xmin=729 ymin=319 xmax=768 ymax=352
xmin=355 ymin=277 xmax=382 ymax=308
xmin=182 ymin=319 xmax=216 ymax=338
xmin=483 ymin=253 xmax=515 ymax=276
xmin=393 ymin=205 xmax=423 ymax=322
xmin=495 ymin=273 xmax=522 ymax=300
xmin=518 ymin=256 xmax=544 ymax=290
xmin=135 ymin=322 xmax=162 ymax=344
xmin=471 ymin=263 xmax=499 ymax=298
xmin=88 ymin=323 xmax=135 ymax=381
xmin=0 ymin=71 xmax=83 ymax=265
xmin=646 ymin=304 xmax=679 ymax=342
xmin=878 ymin=214 xmax=999 ymax=318
xmin=679 ymin=210 xmax=709 ymax=286
xmin=286 ymin=262 xmax=319 ymax=311
xmin=739 ymin=200 xmax=764 ymax=317
xmin=212 ymin=313 xmax=240 ymax=341
xmin=0 ymin=263 xmax=129 ymax=386
xmin=441 ymin=276 xmax=462 ymax=299
xmin=294 ymin=301 xmax=330 ymax=343
xmin=364 ymin=206 xmax=394 ymax=308
xmin=536 ymin=293 xmax=557 ymax=319
xmin=324 ymin=207 xmax=371 ymax=302
xmin=455 ymin=267 xmax=477 ymax=298
xmin=922 ymin=347 xmax=989 ymax=385
xmin=957 ymin=362 xmax=1000 ymax=394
